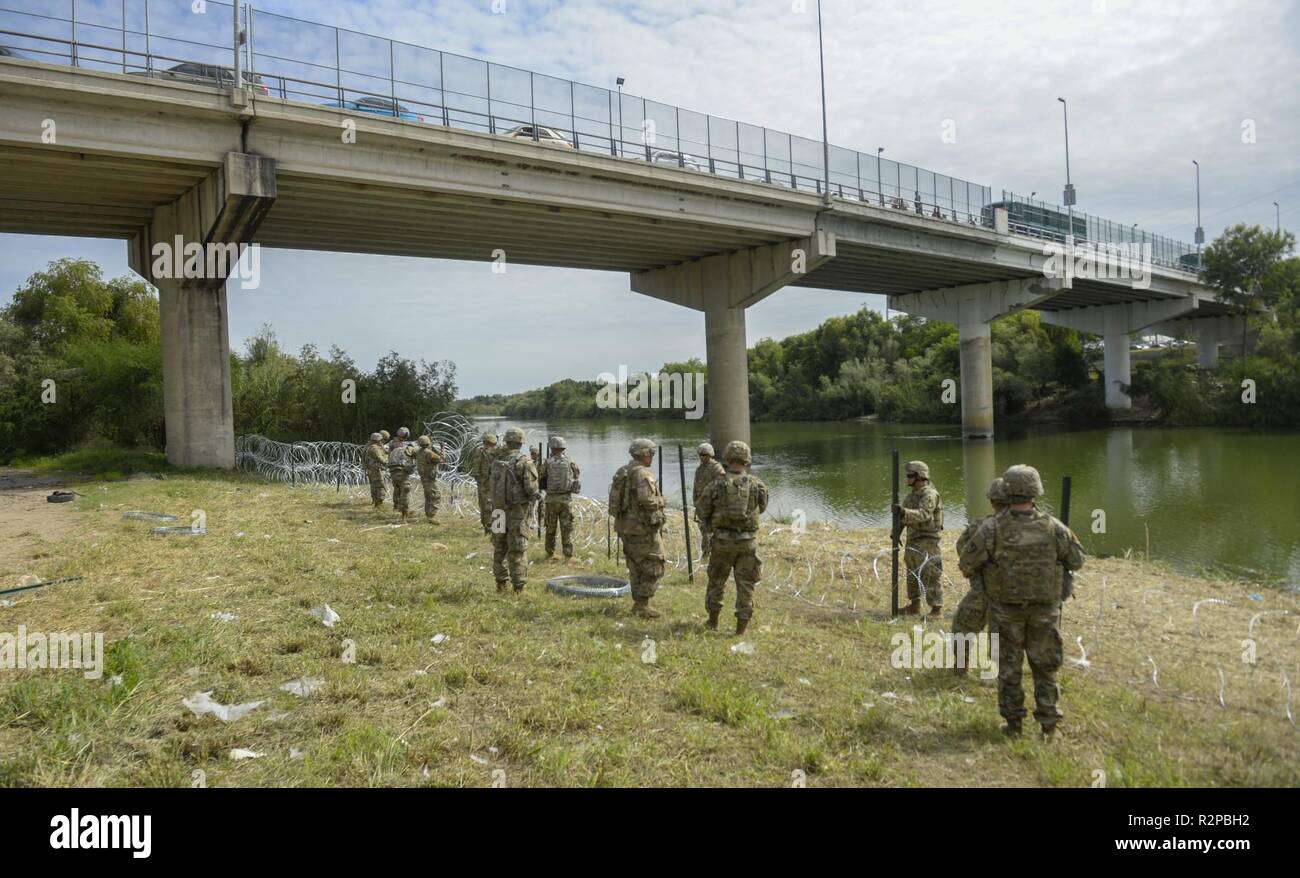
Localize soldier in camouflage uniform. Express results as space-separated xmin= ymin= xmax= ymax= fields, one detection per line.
xmin=609 ymin=438 xmax=667 ymax=619
xmin=539 ymin=436 xmax=581 ymax=561
xmin=950 ymin=477 xmax=1007 ymax=674
xmin=363 ymin=432 xmax=388 ymax=508
xmin=893 ymin=460 xmax=944 ymax=616
xmin=387 ymin=427 xmax=417 ymax=517
xmin=488 ymin=427 xmax=540 ymax=592
xmin=959 ymin=464 xmax=1085 ymax=740
xmin=696 ymin=440 xmax=769 ymax=635
xmin=692 ymin=442 xmax=726 ymax=559
xmin=414 ymin=435 xmax=444 ymax=522
xmin=468 ymin=432 xmax=499 ymax=535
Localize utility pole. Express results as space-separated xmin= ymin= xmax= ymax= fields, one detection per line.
xmin=1057 ymin=97 xmax=1075 ymax=243
xmin=816 ymin=0 xmax=831 ymax=205
xmin=1193 ymin=160 xmax=1204 ymax=265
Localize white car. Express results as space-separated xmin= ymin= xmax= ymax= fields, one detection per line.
xmin=501 ymin=125 xmax=573 ymax=148
xmin=650 ymin=149 xmax=704 ymax=171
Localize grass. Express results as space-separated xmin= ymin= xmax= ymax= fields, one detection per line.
xmin=11 ymin=447 xmax=170 ymax=479
xmin=0 ymin=467 xmax=1296 ymax=787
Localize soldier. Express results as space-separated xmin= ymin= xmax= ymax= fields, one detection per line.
xmin=692 ymin=442 xmax=726 ymax=558
xmin=379 ymin=430 xmax=391 ymax=444
xmin=609 ymin=438 xmax=667 ymax=619
xmin=363 ymin=432 xmax=388 ymax=509
xmin=893 ymin=460 xmax=944 ymax=616
xmin=950 ymin=477 xmax=1007 ymax=674
xmin=539 ymin=436 xmax=580 ymax=561
xmin=387 ymin=427 xmax=416 ymax=517
xmin=468 ymin=432 xmax=499 ymax=535
xmin=414 ymin=435 xmax=444 ymax=523
xmin=958 ymin=464 xmax=1085 ymax=740
xmin=487 ymin=427 xmax=540 ymax=592
xmin=696 ymin=440 xmax=769 ymax=635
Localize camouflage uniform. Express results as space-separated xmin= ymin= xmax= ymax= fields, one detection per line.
xmin=539 ymin=439 xmax=580 ymax=559
xmin=692 ymin=444 xmax=726 ymax=558
xmin=468 ymin=435 xmax=499 ymax=534
xmin=951 ymin=478 xmax=1007 ymax=648
xmin=958 ymin=465 xmax=1085 ymax=736
xmin=414 ymin=437 xmax=443 ymax=521
xmin=363 ymin=435 xmax=388 ymax=507
xmin=610 ymin=439 xmax=667 ymax=618
xmin=899 ymin=461 xmax=944 ymax=610
xmin=488 ymin=430 xmax=539 ymax=591
xmin=387 ymin=433 xmax=416 ymax=516
xmin=696 ymin=441 xmax=768 ymax=635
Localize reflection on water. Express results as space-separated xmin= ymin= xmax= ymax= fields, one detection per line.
xmin=472 ymin=417 xmax=1300 ymax=585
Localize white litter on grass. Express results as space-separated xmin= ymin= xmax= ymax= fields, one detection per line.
xmin=183 ymin=691 xmax=264 ymax=722
xmin=1072 ymin=635 xmax=1091 ymax=668
xmin=0 ymin=599 xmax=12 ymax=608
xmin=310 ymin=605 xmax=341 ymax=627
xmin=1147 ymin=656 xmax=1160 ymax=688
xmin=234 ymin=532 xmax=246 ymax=538
xmin=881 ymin=692 xmax=899 ymax=700
xmin=797 ymin=677 xmax=812 ymax=686
xmin=289 ymin=748 xmax=305 ymax=760
xmin=431 ymin=697 xmax=448 ymax=709
xmin=107 ymin=675 xmax=124 ymax=687
xmin=768 ymin=709 xmax=795 ymax=720
xmin=210 ymin=611 xmax=237 ymax=622
xmin=431 ymin=634 xmax=449 ymax=645
xmin=488 ymin=746 xmax=499 ymax=754
xmin=185 ymin=667 xmax=201 ymax=677
xmin=465 ymin=552 xmax=477 ymax=559
xmin=326 ymin=538 xmax=340 ymax=544
xmin=469 ymin=754 xmax=489 ymax=765
xmin=279 ymin=678 xmax=324 ymax=698
xmin=1217 ymin=666 xmax=1227 ymax=709
xmin=230 ymin=749 xmax=263 ymax=760
xmin=730 ymin=641 xmax=755 ymax=655
xmin=421 ymin=765 xmax=431 ymax=779
xmin=962 ymin=695 xmax=976 ymax=704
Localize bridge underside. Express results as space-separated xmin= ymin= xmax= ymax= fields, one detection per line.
xmin=0 ymin=58 xmax=1229 ymax=464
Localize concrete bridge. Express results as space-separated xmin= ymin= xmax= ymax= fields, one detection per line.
xmin=0 ymin=58 xmax=1236 ymax=467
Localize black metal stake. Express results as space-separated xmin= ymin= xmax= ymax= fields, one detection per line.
xmin=678 ymin=444 xmax=693 ymax=581
xmin=890 ymin=448 xmax=900 ymax=618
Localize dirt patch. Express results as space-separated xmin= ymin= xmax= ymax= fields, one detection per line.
xmin=0 ymin=468 xmax=87 ymax=581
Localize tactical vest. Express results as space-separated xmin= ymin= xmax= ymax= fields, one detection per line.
xmin=711 ymin=473 xmax=760 ymax=535
xmin=609 ymin=463 xmax=633 ymax=515
xmin=489 ymin=450 xmax=527 ymax=508
xmin=545 ymin=455 xmax=574 ymax=493
xmin=387 ymin=442 xmax=414 ymax=472
xmin=416 ymin=448 xmax=440 ymax=479
xmin=988 ymin=510 xmax=1061 ymax=603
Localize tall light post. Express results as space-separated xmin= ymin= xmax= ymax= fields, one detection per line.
xmin=816 ymin=0 xmax=831 ymax=204
xmin=1275 ymin=201 xmax=1281 ymax=233
xmin=615 ymin=77 xmax=624 ymax=158
xmin=1193 ymin=160 xmax=1203 ymax=265
xmin=1057 ymin=97 xmax=1075 ymax=243
xmin=876 ymin=147 xmax=884 ymax=206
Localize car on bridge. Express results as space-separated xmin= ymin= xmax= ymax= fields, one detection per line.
xmin=982 ymin=199 xmax=1087 ymax=242
xmin=322 ymin=96 xmax=424 ymax=122
xmin=501 ymin=125 xmax=574 ymax=148
xmin=650 ymin=149 xmax=704 ymax=171
xmin=130 ymin=61 xmax=270 ymax=95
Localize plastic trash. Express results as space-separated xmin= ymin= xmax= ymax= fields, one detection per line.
xmin=230 ymin=749 xmax=263 ymax=760
xmin=1248 ymin=592 xmax=1265 ymax=602
xmin=309 ymin=605 xmax=341 ymax=627
xmin=150 ymin=525 xmax=206 ymax=536
xmin=122 ymin=511 xmax=178 ymax=521
xmin=431 ymin=633 xmax=449 ymax=645
xmin=730 ymin=641 xmax=755 ymax=655
xmin=210 ymin=611 xmax=237 ymax=622
xmin=431 ymin=697 xmax=448 ymax=709
xmin=183 ymin=691 xmax=265 ymax=722
xmin=469 ymin=754 xmax=489 ymax=765
xmin=289 ymin=748 xmax=305 ymax=760
xmin=279 ymin=677 xmax=324 ymax=697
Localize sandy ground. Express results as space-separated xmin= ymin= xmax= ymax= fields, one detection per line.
xmin=0 ymin=468 xmax=86 ymax=584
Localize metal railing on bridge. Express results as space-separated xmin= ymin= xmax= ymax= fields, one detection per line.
xmin=0 ymin=0 xmax=1197 ymax=274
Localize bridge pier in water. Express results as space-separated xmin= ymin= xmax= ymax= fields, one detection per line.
xmin=128 ymin=152 xmax=277 ymax=469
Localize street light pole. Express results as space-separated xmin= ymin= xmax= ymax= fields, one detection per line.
xmin=876 ymin=146 xmax=884 ymax=206
xmin=1193 ymin=160 xmax=1204 ymax=265
xmin=1057 ymin=97 xmax=1075 ymax=243
xmin=615 ymin=77 xmax=624 ymax=158
xmin=816 ymin=0 xmax=831 ymax=205
xmin=1275 ymin=201 xmax=1281 ymax=233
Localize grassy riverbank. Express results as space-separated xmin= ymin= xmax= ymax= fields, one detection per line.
xmin=1 ymin=466 xmax=1296 ymax=787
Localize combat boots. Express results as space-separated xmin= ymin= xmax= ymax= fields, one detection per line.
xmin=899 ymin=599 xmax=921 ymax=615
xmin=735 ymin=618 xmax=749 ymax=636
xmin=1041 ymin=725 xmax=1058 ymax=743
xmin=1002 ymin=719 xmax=1023 ymax=738
xmin=704 ymin=610 xmax=720 ymax=630
xmin=631 ymin=598 xmax=661 ymax=619
xmin=495 ymin=580 xmax=509 ymax=594
xmin=928 ymin=604 xmax=943 ymax=618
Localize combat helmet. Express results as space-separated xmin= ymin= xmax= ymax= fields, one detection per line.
xmin=396 ymin=427 xmax=410 ymax=439
xmin=1001 ymin=464 xmax=1044 ymax=502
xmin=905 ymin=460 xmax=930 ymax=480
xmin=369 ymin=432 xmax=383 ymax=443
xmin=697 ymin=442 xmax=715 ymax=457
xmin=986 ymin=476 xmax=1007 ymax=503
xmin=380 ymin=430 xmax=391 ymax=442
xmin=483 ymin=432 xmax=498 ymax=445
xmin=548 ymin=436 xmax=566 ymax=450
xmin=629 ymin=437 xmax=657 ymax=457
xmin=503 ymin=427 xmax=525 ymax=445
xmin=723 ymin=440 xmax=752 ymax=465
xmin=417 ymin=435 xmax=431 ymax=447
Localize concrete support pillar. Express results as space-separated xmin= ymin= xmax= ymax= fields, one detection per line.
xmin=129 ymin=152 xmax=276 ymax=468
xmin=891 ymin=278 xmax=1067 ymax=439
xmin=961 ymin=439 xmax=997 ymax=524
xmin=631 ymin=228 xmax=836 ymax=455
xmin=1197 ymin=326 xmax=1220 ymax=369
xmin=704 ymin=292 xmax=751 ymax=452
xmin=1102 ymin=328 xmax=1133 ymax=409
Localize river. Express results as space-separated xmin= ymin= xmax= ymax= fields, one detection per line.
xmin=470 ymin=417 xmax=1300 ymax=585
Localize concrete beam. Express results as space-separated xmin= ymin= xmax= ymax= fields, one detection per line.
xmin=128 ymin=152 xmax=277 ymax=469
xmin=1041 ymin=298 xmax=1201 ymax=409
xmin=630 ymin=229 xmax=836 ymax=311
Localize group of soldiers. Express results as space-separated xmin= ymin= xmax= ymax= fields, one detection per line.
xmin=364 ymin=426 xmax=1086 ymax=740
xmin=363 ymin=427 xmax=445 ymax=521
xmin=895 ymin=459 xmax=1086 ymax=740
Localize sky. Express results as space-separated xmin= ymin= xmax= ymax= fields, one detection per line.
xmin=2 ymin=0 xmax=1297 ymax=396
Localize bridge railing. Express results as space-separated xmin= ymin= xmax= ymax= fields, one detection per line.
xmin=0 ymin=0 xmax=1198 ymax=274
